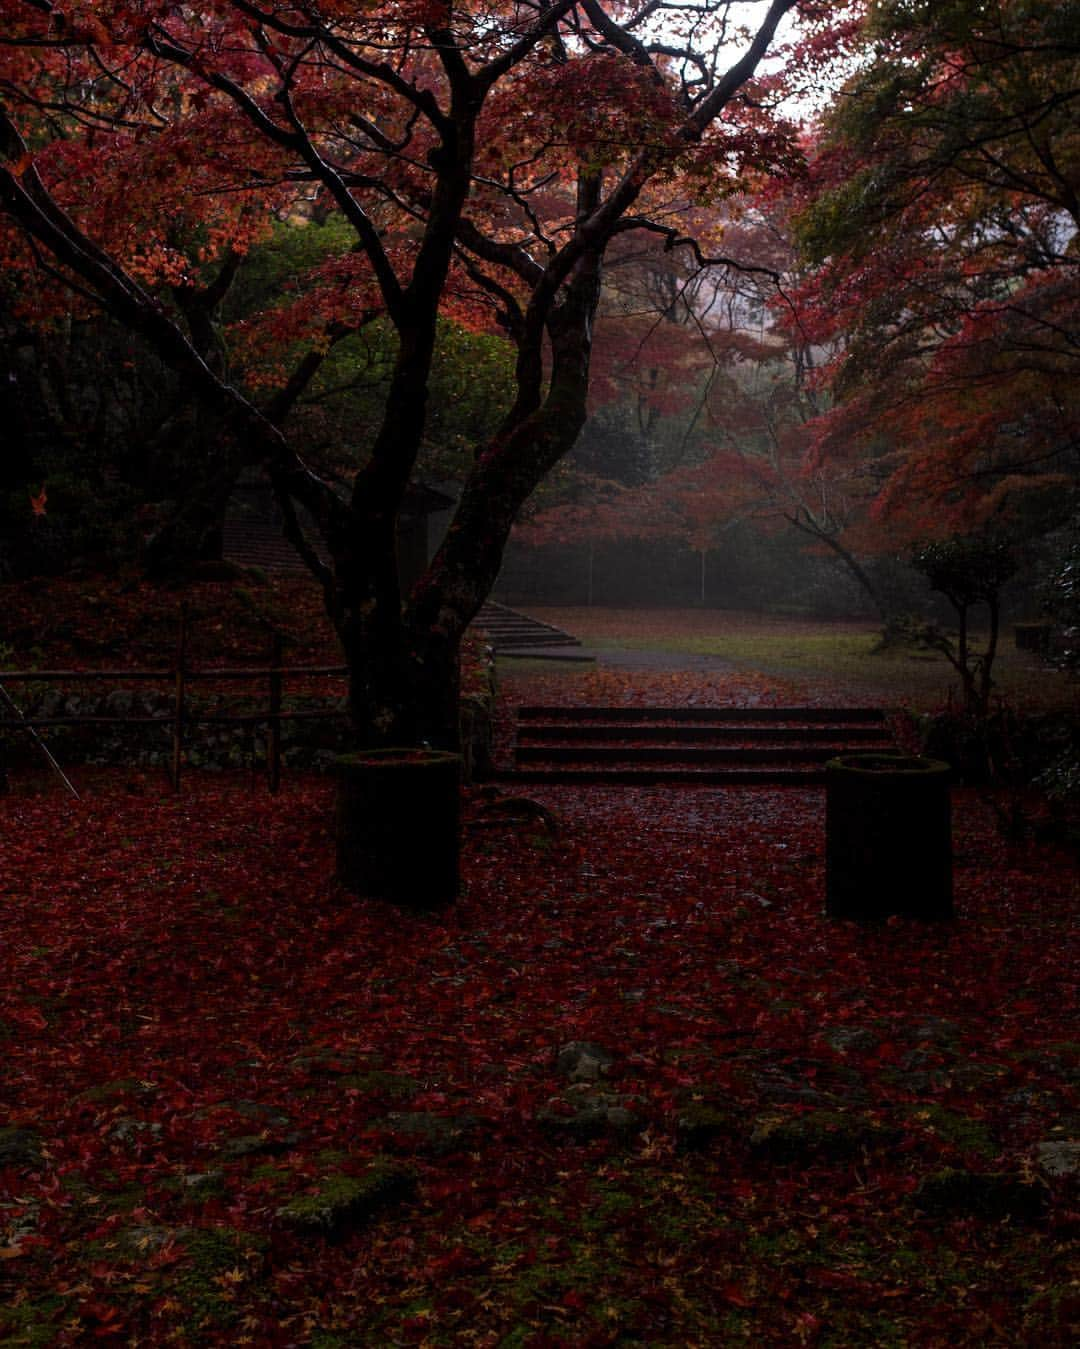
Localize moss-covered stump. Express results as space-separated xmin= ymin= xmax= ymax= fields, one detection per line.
xmin=335 ymin=748 xmax=461 ymax=907
xmin=826 ymin=753 xmax=953 ymax=921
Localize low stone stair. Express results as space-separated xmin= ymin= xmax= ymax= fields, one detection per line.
xmin=505 ymin=705 xmax=896 ymax=785
xmin=475 ymin=602 xmax=582 ymax=651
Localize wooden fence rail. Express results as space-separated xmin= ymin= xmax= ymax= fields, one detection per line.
xmin=0 ymin=609 xmax=349 ymax=794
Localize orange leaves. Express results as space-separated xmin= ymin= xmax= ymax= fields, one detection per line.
xmin=29 ymin=485 xmax=47 ymax=518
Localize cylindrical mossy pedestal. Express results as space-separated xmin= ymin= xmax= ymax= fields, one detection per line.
xmin=336 ymin=749 xmax=462 ymax=908
xmin=826 ymin=753 xmax=953 ymax=921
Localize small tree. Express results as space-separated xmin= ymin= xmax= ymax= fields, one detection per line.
xmin=1042 ymin=519 xmax=1080 ymax=673
xmin=911 ymin=533 xmax=1018 ymax=717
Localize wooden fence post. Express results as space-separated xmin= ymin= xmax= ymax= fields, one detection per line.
xmin=268 ymin=633 xmax=283 ymax=794
xmin=172 ymin=604 xmax=188 ymax=792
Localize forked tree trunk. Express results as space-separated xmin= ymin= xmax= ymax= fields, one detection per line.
xmin=338 ymin=612 xmax=463 ymax=753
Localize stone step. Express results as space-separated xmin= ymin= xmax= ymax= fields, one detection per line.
xmin=516 ymin=744 xmax=891 ymax=766
xmin=507 ymin=704 xmax=897 ymax=785
xmin=517 ymin=704 xmax=888 ymax=723
xmin=518 ymin=724 xmax=892 ymax=744
xmin=474 ymin=605 xmax=580 ymax=649
xmin=483 ymin=631 xmax=581 ymax=647
xmin=500 ymin=766 xmax=834 ymax=786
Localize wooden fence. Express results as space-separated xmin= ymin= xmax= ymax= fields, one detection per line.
xmin=0 ymin=610 xmax=348 ymax=794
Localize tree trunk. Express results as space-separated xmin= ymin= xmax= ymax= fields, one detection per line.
xmin=394 ymin=241 xmax=604 ymax=747
xmin=979 ymin=594 xmax=1000 ymax=716
xmin=789 ymin=516 xmax=890 ymax=622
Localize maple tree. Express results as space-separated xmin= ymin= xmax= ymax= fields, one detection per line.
xmin=691 ymin=206 xmax=902 ymax=618
xmin=787 ymin=0 xmax=1080 ymax=546
xmin=0 ymin=0 xmax=827 ymax=751
xmin=517 ymin=204 xmax=900 ymax=614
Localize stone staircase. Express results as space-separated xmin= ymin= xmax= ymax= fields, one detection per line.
xmin=475 ymin=602 xmax=583 ymax=652
xmin=505 ymin=705 xmax=896 ymax=785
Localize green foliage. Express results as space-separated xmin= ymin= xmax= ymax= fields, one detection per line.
xmin=1042 ymin=517 xmax=1080 ymax=671
xmin=226 ymin=216 xmax=516 ymax=482
xmin=279 ymin=315 xmax=514 ymax=482
xmin=911 ymin=534 xmax=1018 ymax=610
xmin=225 ymin=217 xmax=357 ymax=318
xmin=796 ymin=160 xmax=905 ymax=266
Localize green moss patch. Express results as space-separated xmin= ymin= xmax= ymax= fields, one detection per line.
xmin=172 ymin=1226 xmax=269 ymax=1335
xmin=902 ymin=1105 xmax=997 ymax=1159
xmin=277 ymin=1159 xmax=417 ymax=1239
xmin=77 ymin=1077 xmax=158 ymax=1104
xmin=0 ymin=1294 xmax=66 ymax=1347
xmin=0 ymin=1126 xmax=44 ymax=1170
xmin=336 ymin=1070 xmax=421 ymax=1099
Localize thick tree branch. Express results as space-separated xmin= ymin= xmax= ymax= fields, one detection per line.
xmin=610 ymin=217 xmax=782 ymax=281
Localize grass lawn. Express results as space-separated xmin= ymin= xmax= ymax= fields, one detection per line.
xmin=509 ymin=607 xmax=1075 ymax=711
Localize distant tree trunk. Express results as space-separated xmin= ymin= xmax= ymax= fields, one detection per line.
xmin=979 ymin=592 xmax=1000 ymax=715
xmin=788 ymin=513 xmax=890 ymax=621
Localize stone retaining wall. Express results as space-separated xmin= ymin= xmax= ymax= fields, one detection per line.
xmin=2 ymin=688 xmax=495 ymax=783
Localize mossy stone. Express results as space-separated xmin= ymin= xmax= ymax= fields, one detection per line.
xmin=378 ymin=1111 xmax=481 ymax=1156
xmin=914 ymin=1168 xmax=1048 ymax=1221
xmin=0 ymin=1126 xmax=43 ymax=1171
xmin=675 ymin=1103 xmax=740 ymax=1151
xmin=277 ymin=1160 xmax=417 ymax=1239
xmin=750 ymin=1110 xmax=897 ymax=1164
xmin=536 ymin=1090 xmax=642 ymax=1142
xmin=903 ymin=1105 xmax=997 ymax=1159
